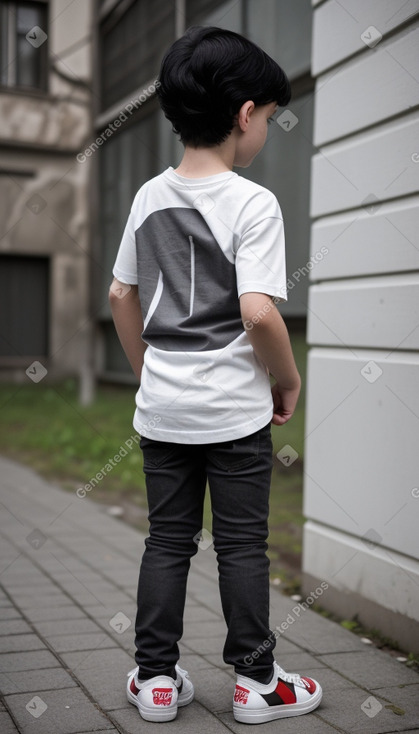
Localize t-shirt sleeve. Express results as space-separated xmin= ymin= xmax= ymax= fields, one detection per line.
xmin=112 ymin=206 xmax=138 ymax=285
xmin=235 ymin=193 xmax=287 ymax=302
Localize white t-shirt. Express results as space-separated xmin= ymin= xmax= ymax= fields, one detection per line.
xmin=112 ymin=166 xmax=287 ymax=443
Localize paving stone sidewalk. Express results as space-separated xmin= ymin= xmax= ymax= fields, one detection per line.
xmin=0 ymin=455 xmax=418 ymax=734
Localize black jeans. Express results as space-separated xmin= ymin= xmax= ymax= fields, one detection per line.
xmin=134 ymin=422 xmax=276 ymax=682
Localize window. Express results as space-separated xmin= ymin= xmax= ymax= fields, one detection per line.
xmin=0 ymin=1 xmax=48 ymax=91
xmin=239 ymin=0 xmax=314 ymax=318
xmin=99 ymin=0 xmax=175 ymax=111
xmin=186 ymin=0 xmax=227 ymax=25
xmin=0 ymin=255 xmax=49 ymax=361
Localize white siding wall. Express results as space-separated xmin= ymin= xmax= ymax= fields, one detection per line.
xmin=303 ymin=0 xmax=419 ymax=646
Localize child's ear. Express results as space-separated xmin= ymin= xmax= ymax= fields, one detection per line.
xmin=237 ymin=100 xmax=255 ymax=131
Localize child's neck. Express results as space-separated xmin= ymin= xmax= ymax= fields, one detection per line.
xmin=174 ymin=141 xmax=235 ymax=178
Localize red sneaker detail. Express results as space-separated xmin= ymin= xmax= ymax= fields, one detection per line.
xmin=301 ymin=677 xmax=316 ymax=695
xmin=152 ymin=687 xmax=173 ymax=706
xmin=234 ymin=685 xmax=250 ymax=705
xmin=275 ymin=680 xmax=297 ymax=705
xmin=130 ymin=678 xmax=139 ymax=695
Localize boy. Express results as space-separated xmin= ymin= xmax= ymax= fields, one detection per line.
xmin=110 ymin=25 xmax=322 ymax=724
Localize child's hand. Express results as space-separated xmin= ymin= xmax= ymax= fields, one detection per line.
xmin=271 ymin=381 xmax=301 ymax=426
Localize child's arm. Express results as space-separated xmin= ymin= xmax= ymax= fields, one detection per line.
xmin=109 ymin=278 xmax=147 ymax=382
xmin=240 ymin=292 xmax=301 ymax=426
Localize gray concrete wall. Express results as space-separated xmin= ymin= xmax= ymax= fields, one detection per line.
xmin=0 ymin=0 xmax=93 ymax=379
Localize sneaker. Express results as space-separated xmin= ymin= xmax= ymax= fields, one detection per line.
xmin=233 ymin=661 xmax=322 ymax=724
xmin=126 ymin=664 xmax=194 ymax=722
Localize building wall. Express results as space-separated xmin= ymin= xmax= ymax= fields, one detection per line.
xmin=0 ymin=0 xmax=93 ymax=379
xmin=303 ymin=0 xmax=419 ymax=651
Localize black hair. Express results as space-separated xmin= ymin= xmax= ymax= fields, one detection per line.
xmin=156 ymin=25 xmax=291 ymax=147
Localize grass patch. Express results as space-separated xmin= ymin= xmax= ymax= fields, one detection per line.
xmin=0 ymin=379 xmax=147 ymax=497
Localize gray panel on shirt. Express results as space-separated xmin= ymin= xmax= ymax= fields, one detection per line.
xmin=135 ymin=207 xmax=243 ymax=351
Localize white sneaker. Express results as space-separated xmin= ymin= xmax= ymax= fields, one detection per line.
xmin=233 ymin=661 xmax=322 ymax=724
xmin=126 ymin=664 xmax=194 ymax=722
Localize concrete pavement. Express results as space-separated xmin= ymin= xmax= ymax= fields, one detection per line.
xmin=0 ymin=455 xmax=418 ymax=733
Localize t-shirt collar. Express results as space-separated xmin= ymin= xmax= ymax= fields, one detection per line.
xmin=163 ymin=166 xmax=237 ymax=188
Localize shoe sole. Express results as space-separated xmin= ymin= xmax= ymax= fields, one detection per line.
xmin=233 ymin=685 xmax=322 ymax=724
xmin=177 ymin=687 xmax=195 ymax=706
xmin=127 ymin=688 xmax=177 ymax=721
